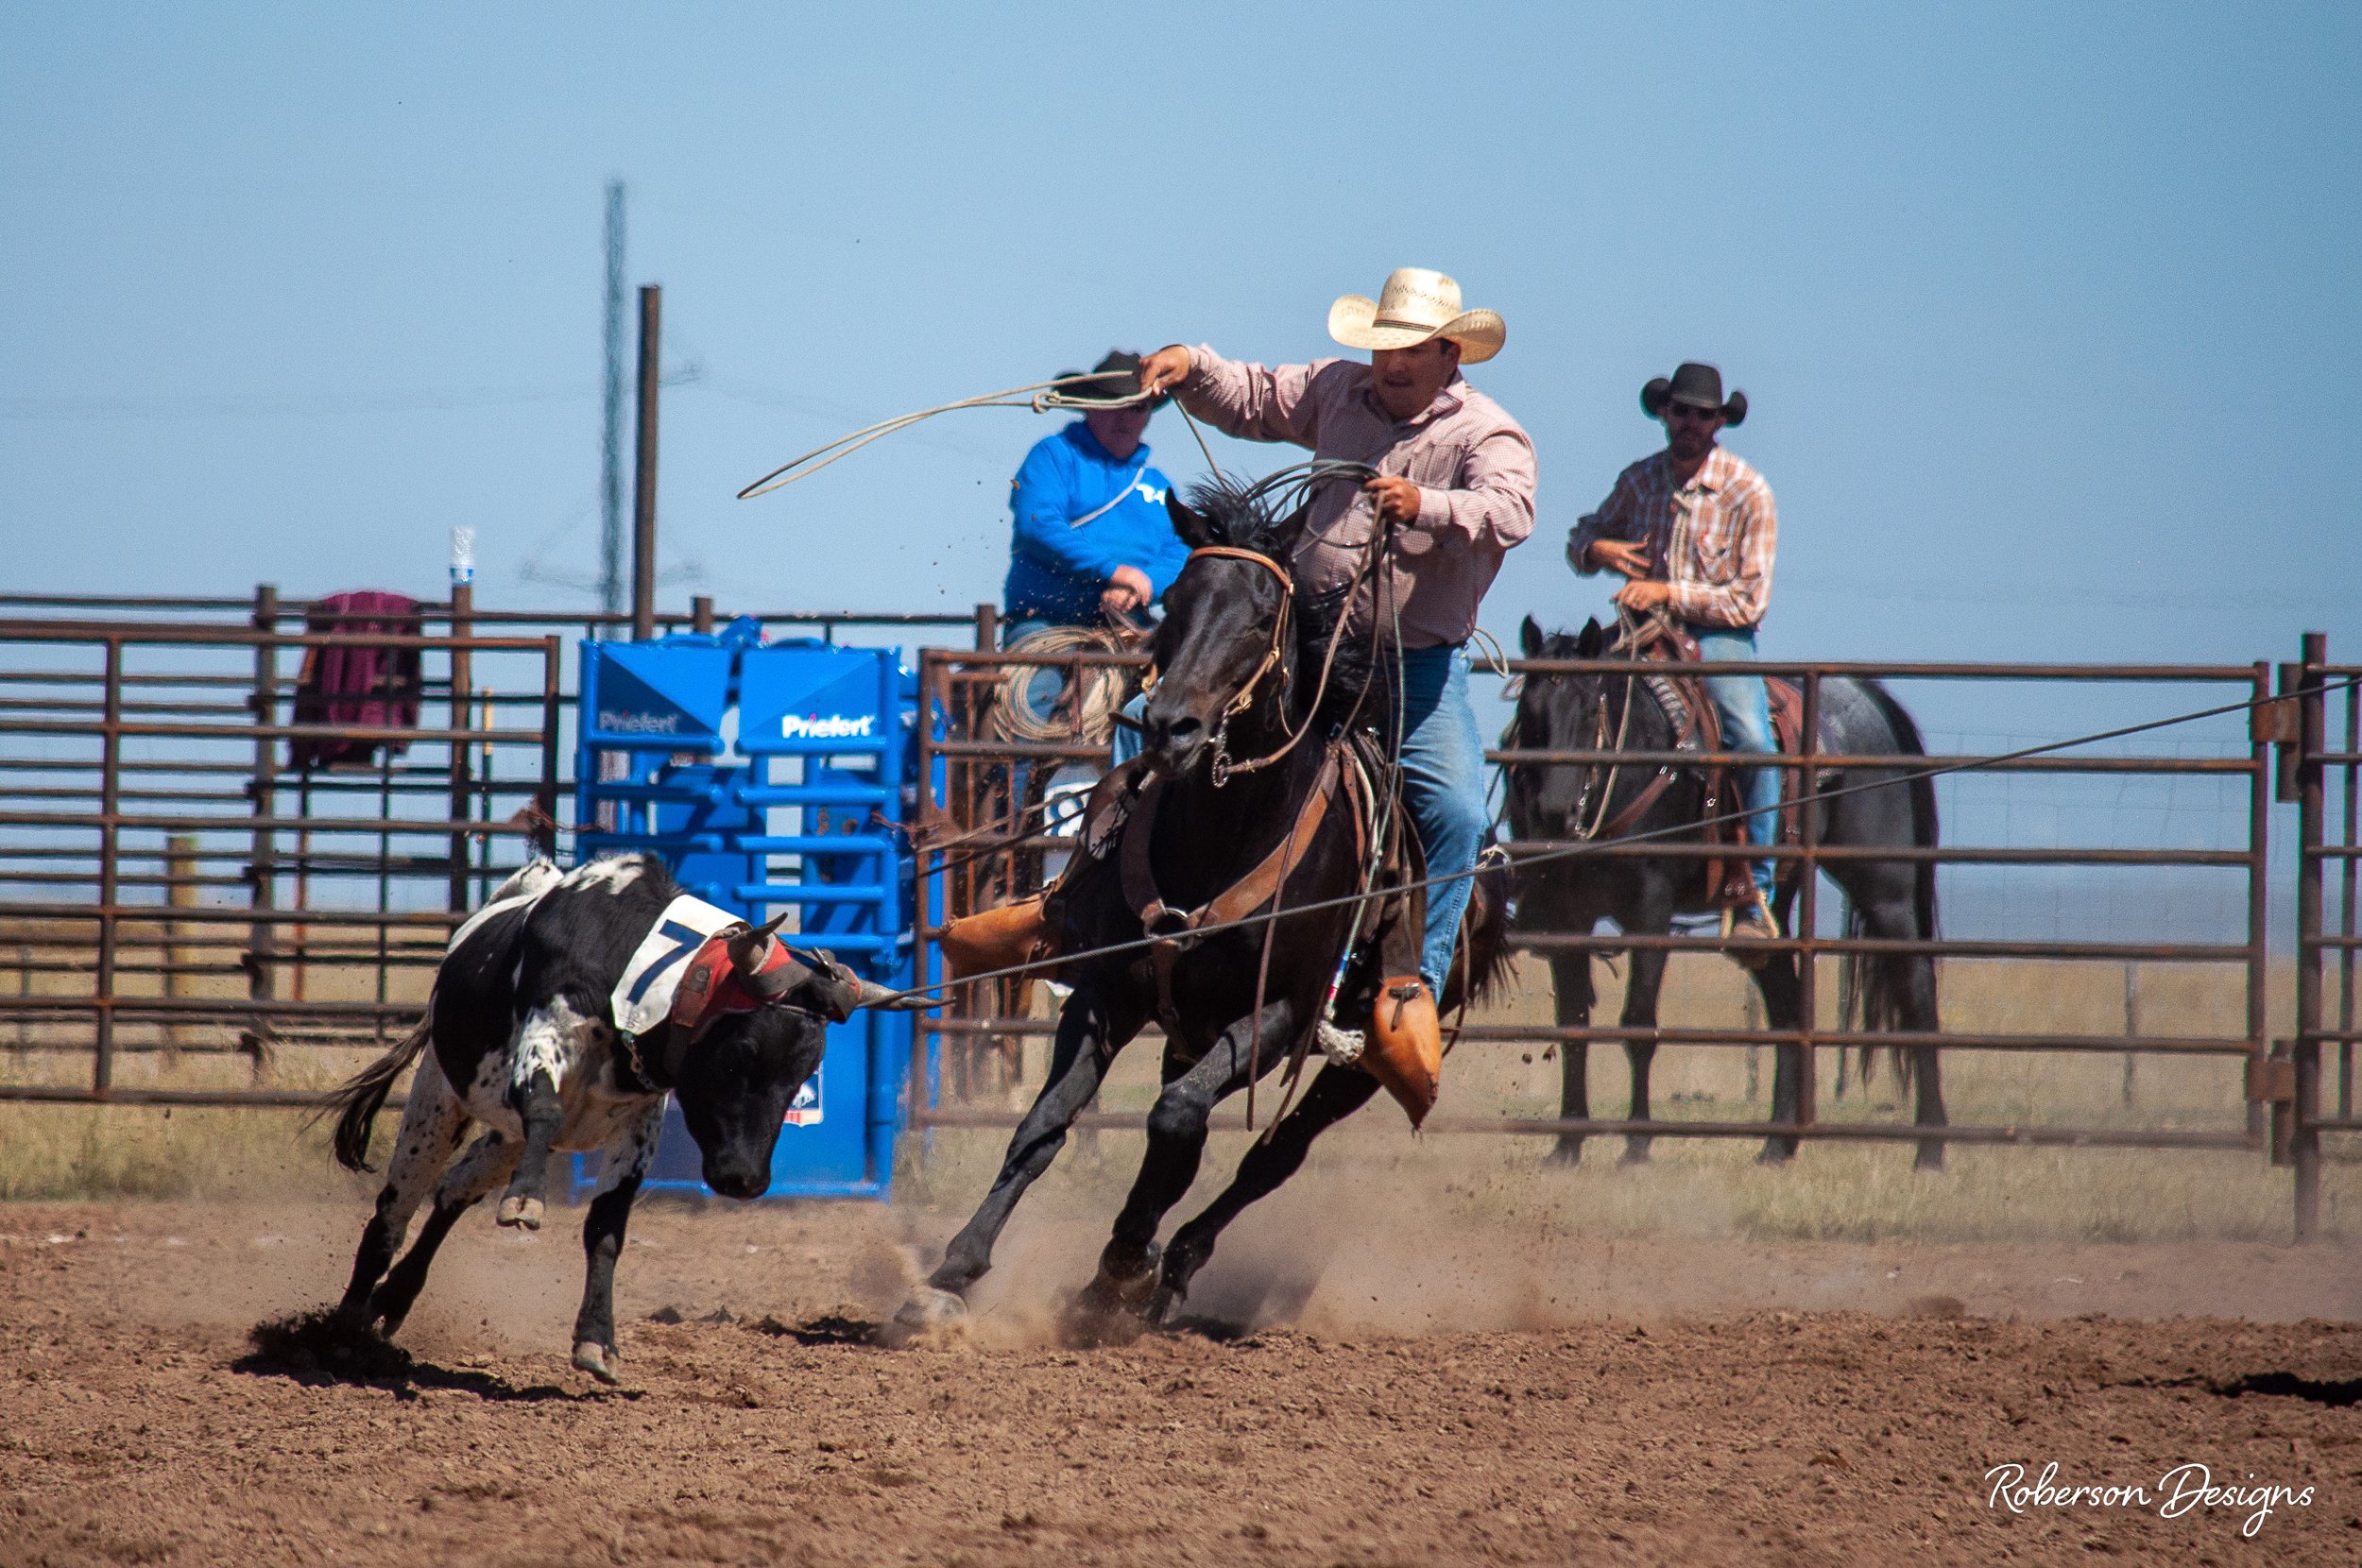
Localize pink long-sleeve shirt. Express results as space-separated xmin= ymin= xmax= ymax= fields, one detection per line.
xmin=1175 ymin=347 xmax=1538 ymax=648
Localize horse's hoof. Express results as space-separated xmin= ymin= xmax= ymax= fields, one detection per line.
xmin=497 ymin=1195 xmax=545 ymax=1231
xmin=1754 ymin=1146 xmax=1793 ymax=1167
xmin=1617 ymin=1147 xmax=1652 ymax=1167
xmin=572 ymin=1339 xmax=623 ymax=1385
xmin=1544 ymin=1142 xmax=1584 ymax=1168
xmin=1913 ymin=1149 xmax=1947 ymax=1173
xmin=879 ymin=1288 xmax=968 ymax=1349
xmin=1061 ymin=1264 xmax=1157 ymax=1349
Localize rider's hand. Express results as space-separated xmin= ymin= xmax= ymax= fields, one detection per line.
xmin=1137 ymin=346 xmax=1192 ymax=397
xmin=1363 ymin=474 xmax=1424 ymax=525
xmin=1587 ymin=537 xmax=1653 ymax=578
xmin=1614 ymin=577 xmax=1673 ymax=613
xmin=1102 ymin=564 xmax=1152 ymax=616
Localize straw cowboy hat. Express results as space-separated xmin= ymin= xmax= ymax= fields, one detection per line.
xmin=1327 ymin=267 xmax=1506 ymax=364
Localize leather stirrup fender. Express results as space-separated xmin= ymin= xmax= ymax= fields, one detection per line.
xmin=1363 ymin=975 xmax=1443 ymax=1129
xmin=940 ymin=895 xmax=1053 ymax=980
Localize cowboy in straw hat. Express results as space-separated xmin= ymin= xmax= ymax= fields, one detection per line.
xmin=1566 ymin=360 xmax=1784 ymax=948
xmin=1134 ymin=266 xmax=1535 ymax=998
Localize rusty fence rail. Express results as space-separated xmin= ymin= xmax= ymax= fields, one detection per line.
xmin=909 ymin=643 xmax=2295 ymax=1167
xmin=0 ymin=590 xmax=1006 ymax=1110
xmin=0 ymin=610 xmax=563 ymax=1101
xmin=2281 ymin=636 xmax=2359 ymax=1237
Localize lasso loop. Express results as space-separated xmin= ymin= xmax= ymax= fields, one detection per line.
xmin=736 ymin=374 xmax=1163 ymax=501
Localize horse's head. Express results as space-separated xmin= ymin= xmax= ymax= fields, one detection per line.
xmin=1508 ymin=615 xmax=1611 ymax=836
xmin=1140 ymin=482 xmax=1306 ymax=776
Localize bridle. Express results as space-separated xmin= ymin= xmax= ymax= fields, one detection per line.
xmin=1155 ymin=545 xmax=1293 ymax=787
xmin=1155 ymin=541 xmax=1380 ymax=788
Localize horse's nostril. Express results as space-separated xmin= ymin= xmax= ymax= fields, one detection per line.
xmin=1165 ymin=716 xmax=1203 ymax=742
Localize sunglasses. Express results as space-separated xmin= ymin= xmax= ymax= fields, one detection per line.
xmin=1664 ymin=403 xmax=1720 ymax=422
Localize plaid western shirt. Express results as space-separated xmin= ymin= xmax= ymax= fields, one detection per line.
xmin=1566 ymin=445 xmax=1776 ymax=629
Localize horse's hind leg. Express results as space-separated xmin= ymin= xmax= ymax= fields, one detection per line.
xmin=336 ymin=1058 xmax=467 ymax=1326
xmin=1152 ymin=1062 xmax=1382 ymax=1326
xmin=1546 ymin=952 xmax=1594 ymax=1167
xmin=1070 ymin=998 xmax=1294 ymax=1341
xmin=911 ymin=986 xmax=1143 ymax=1321
xmin=368 ymin=1128 xmax=523 ymax=1337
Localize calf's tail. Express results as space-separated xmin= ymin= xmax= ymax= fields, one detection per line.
xmin=320 ymin=1001 xmax=435 ymax=1173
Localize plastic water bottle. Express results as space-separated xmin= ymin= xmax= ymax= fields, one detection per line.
xmin=450 ymin=526 xmax=476 ymax=588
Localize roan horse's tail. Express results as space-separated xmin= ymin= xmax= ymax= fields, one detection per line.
xmin=1837 ymin=683 xmax=1940 ymax=1092
xmin=320 ymin=1000 xmax=436 ymax=1173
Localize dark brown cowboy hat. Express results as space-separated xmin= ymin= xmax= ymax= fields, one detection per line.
xmin=1640 ymin=361 xmax=1747 ymax=427
xmin=1054 ymin=349 xmax=1168 ymax=410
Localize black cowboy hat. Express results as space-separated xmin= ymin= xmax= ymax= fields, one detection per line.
xmin=1640 ymin=361 xmax=1747 ymax=427
xmin=1055 ymin=349 xmax=1168 ymax=410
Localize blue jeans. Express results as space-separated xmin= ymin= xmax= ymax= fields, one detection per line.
xmin=1390 ymin=646 xmax=1488 ymax=993
xmin=1690 ymin=625 xmax=1778 ymax=899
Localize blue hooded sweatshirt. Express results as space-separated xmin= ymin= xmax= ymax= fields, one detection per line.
xmin=1001 ymin=420 xmax=1190 ymax=626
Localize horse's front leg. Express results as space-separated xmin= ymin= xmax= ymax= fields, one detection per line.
xmin=1070 ymin=997 xmax=1293 ymax=1344
xmin=1546 ymin=950 xmax=1594 ymax=1167
xmin=1152 ymin=1062 xmax=1381 ymax=1326
xmin=900 ymin=983 xmax=1143 ymax=1332
xmin=1618 ymin=884 xmax=1675 ymax=1164
xmin=1752 ymin=952 xmax=1806 ymax=1165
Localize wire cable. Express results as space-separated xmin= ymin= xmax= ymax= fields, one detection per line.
xmin=881 ymin=673 xmax=2351 ymax=1006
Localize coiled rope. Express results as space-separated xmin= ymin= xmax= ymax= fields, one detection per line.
xmin=990 ymin=623 xmax=1137 ymax=746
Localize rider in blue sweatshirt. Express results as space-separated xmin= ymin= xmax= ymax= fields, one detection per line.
xmin=1001 ymin=351 xmax=1189 ymax=639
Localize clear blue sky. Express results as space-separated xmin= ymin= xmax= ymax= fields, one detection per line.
xmin=5 ymin=1 xmax=2357 ymax=677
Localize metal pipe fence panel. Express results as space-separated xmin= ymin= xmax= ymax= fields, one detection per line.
xmin=909 ymin=643 xmax=2285 ymax=1177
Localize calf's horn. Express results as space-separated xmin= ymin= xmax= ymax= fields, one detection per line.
xmin=850 ymin=977 xmax=933 ymax=1012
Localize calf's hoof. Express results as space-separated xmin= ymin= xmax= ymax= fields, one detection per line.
xmin=572 ymin=1339 xmax=623 ymax=1385
xmin=496 ymin=1195 xmax=545 ymax=1231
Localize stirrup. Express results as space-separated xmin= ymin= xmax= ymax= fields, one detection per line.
xmin=1315 ymin=1018 xmax=1365 ymax=1065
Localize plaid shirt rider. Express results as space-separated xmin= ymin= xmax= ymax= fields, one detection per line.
xmin=1566 ymin=446 xmax=1777 ymax=629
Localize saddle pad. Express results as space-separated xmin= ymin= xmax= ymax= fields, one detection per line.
xmin=610 ymin=894 xmax=750 ymax=1038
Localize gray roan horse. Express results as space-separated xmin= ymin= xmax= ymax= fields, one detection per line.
xmin=1505 ymin=618 xmax=1947 ymax=1169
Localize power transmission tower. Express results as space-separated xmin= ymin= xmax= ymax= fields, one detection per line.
xmin=598 ymin=179 xmax=627 ymax=626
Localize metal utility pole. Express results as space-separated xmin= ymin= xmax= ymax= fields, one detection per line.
xmin=599 ymin=180 xmax=627 ymax=626
xmin=632 ymin=283 xmax=661 ymax=640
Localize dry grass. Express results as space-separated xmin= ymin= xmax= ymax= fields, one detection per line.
xmin=4 ymin=944 xmax=2353 ymax=1244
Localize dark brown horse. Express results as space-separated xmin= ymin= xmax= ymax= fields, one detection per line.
xmin=897 ymin=474 xmax=1510 ymax=1341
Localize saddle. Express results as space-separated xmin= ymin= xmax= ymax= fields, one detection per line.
xmin=937 ymin=733 xmax=1449 ymax=1127
xmin=1611 ymin=621 xmax=1812 ymax=909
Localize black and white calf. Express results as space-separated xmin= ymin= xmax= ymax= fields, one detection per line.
xmin=324 ymin=852 xmax=914 ymax=1382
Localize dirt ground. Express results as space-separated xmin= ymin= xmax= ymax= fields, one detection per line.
xmin=0 ymin=1193 xmax=2357 ymax=1568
